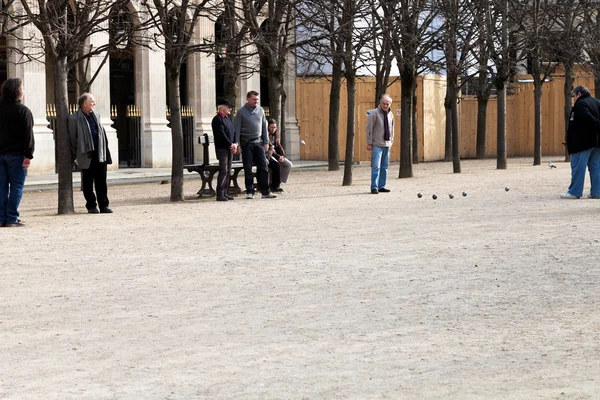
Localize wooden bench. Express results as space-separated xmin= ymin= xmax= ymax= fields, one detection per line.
xmin=185 ymin=133 xmax=244 ymax=197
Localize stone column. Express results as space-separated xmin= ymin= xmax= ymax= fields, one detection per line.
xmin=89 ymin=31 xmax=119 ymax=171
xmin=9 ymin=27 xmax=54 ymax=175
xmin=188 ymin=16 xmax=217 ymax=163
xmin=283 ymin=50 xmax=300 ymax=160
xmin=135 ymin=33 xmax=172 ymax=168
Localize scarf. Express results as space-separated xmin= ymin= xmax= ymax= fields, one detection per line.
xmin=379 ymin=107 xmax=391 ymax=141
xmin=77 ymin=109 xmax=108 ymax=162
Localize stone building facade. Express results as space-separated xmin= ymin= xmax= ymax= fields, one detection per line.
xmin=0 ymin=1 xmax=300 ymax=175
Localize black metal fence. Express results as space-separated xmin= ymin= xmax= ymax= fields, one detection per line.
xmin=111 ymin=105 xmax=142 ymax=168
xmin=46 ymin=104 xmax=79 ymax=173
xmin=167 ymin=105 xmax=195 ymax=164
xmin=47 ymin=103 xmax=143 ymax=170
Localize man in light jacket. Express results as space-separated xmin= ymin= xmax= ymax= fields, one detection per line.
xmin=69 ymin=93 xmax=113 ymax=213
xmin=366 ymin=94 xmax=394 ymax=194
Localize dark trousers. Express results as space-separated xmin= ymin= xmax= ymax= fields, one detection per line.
xmin=241 ymin=142 xmax=269 ymax=195
xmin=81 ymin=153 xmax=108 ymax=211
xmin=216 ymin=147 xmax=232 ymax=198
xmin=268 ymin=157 xmax=281 ymax=190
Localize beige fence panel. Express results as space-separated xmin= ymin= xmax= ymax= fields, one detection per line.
xmin=296 ymin=72 xmax=594 ymax=162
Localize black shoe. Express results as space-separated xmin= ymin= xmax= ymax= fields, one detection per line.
xmin=371 ymin=189 xmax=379 ymax=194
xmin=261 ymin=193 xmax=277 ymax=199
xmin=225 ymin=195 xmax=235 ymax=200
xmin=272 ymin=187 xmax=284 ymax=193
xmin=100 ymin=207 xmax=113 ymax=214
xmin=88 ymin=208 xmax=100 ymax=214
xmin=378 ymin=188 xmax=391 ymax=193
xmin=5 ymin=219 xmax=25 ymax=227
xmin=216 ymin=196 xmax=228 ymax=201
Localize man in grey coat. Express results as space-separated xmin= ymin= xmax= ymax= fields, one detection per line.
xmin=234 ymin=90 xmax=276 ymax=199
xmin=69 ymin=93 xmax=113 ymax=214
xmin=366 ymin=94 xmax=394 ymax=194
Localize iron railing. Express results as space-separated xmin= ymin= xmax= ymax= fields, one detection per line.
xmin=167 ymin=105 xmax=195 ymax=165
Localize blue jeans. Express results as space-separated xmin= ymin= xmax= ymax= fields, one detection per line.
xmin=589 ymin=148 xmax=600 ymax=197
xmin=0 ymin=155 xmax=27 ymax=224
xmin=568 ymin=148 xmax=598 ymax=197
xmin=371 ymin=146 xmax=390 ymax=190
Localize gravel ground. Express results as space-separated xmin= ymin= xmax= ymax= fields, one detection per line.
xmin=1 ymin=158 xmax=599 ymax=399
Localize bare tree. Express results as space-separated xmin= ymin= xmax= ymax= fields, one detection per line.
xmin=297 ymin=0 xmax=345 ymax=171
xmin=484 ymin=0 xmax=524 ymax=170
xmin=472 ymin=0 xmax=493 ymax=160
xmin=436 ymin=0 xmax=478 ymax=173
xmin=15 ymin=0 xmax=134 ymax=214
xmin=379 ymin=0 xmax=438 ymax=178
xmin=581 ymin=3 xmax=600 ymax=100
xmin=554 ymin=0 xmax=589 ymax=161
xmin=298 ymin=0 xmax=373 ymax=180
xmin=516 ymin=0 xmax=562 ymax=166
xmin=213 ymin=0 xmax=246 ymax=104
xmin=141 ymin=0 xmax=213 ymax=202
xmin=238 ymin=0 xmax=310 ymax=145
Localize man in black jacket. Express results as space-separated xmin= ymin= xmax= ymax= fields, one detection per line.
xmin=211 ymin=99 xmax=237 ymax=201
xmin=0 ymin=78 xmax=34 ymax=227
xmin=562 ymin=86 xmax=600 ymax=199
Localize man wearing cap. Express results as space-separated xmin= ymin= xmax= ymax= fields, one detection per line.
xmin=212 ymin=99 xmax=237 ymax=201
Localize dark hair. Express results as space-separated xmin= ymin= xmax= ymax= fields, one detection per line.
xmin=573 ymin=86 xmax=590 ymax=96
xmin=247 ymin=90 xmax=259 ymax=98
xmin=78 ymin=93 xmax=91 ymax=108
xmin=0 ymin=78 xmax=23 ymax=102
xmin=267 ymin=118 xmax=277 ymax=126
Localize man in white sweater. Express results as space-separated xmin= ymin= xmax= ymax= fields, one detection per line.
xmin=366 ymin=94 xmax=394 ymax=194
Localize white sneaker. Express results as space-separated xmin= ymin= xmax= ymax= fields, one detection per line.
xmin=261 ymin=193 xmax=277 ymax=199
xmin=246 ymin=193 xmax=254 ymax=199
xmin=560 ymin=193 xmax=580 ymax=199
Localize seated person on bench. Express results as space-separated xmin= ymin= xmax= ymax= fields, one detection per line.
xmin=267 ymin=119 xmax=292 ymax=188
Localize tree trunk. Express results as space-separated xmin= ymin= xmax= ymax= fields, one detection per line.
xmin=533 ymin=78 xmax=542 ymax=165
xmin=166 ymin=62 xmax=184 ymax=202
xmin=450 ymin=79 xmax=461 ymax=173
xmin=496 ymin=0 xmax=508 ymax=170
xmin=328 ymin=57 xmax=342 ymax=171
xmin=55 ymin=56 xmax=75 ymax=214
xmin=399 ymin=71 xmax=414 ymax=178
xmin=267 ymin=72 xmax=283 ymax=124
xmin=444 ymin=93 xmax=452 ymax=162
xmin=222 ymin=63 xmax=238 ymax=105
xmin=280 ymin=90 xmax=287 ymax=149
xmin=476 ymin=96 xmax=488 ymax=159
xmin=412 ymin=87 xmax=418 ymax=164
xmin=476 ymin=69 xmax=489 ymax=159
xmin=342 ymin=72 xmax=356 ymax=186
xmin=564 ymin=62 xmax=574 ymax=162
xmin=497 ymin=83 xmax=507 ymax=170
